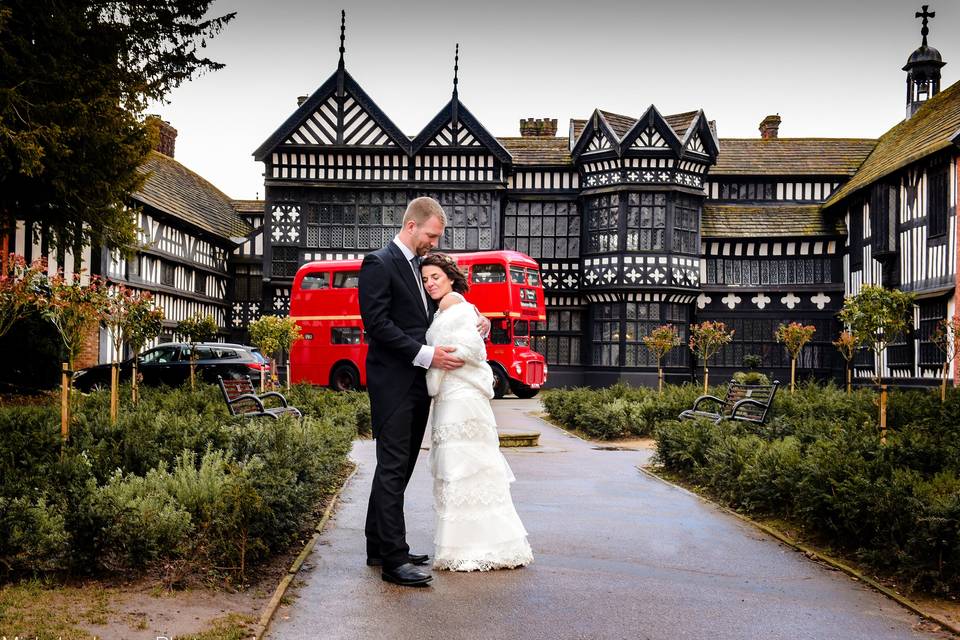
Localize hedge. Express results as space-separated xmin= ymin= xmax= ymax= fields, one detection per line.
xmin=0 ymin=383 xmax=367 ymax=583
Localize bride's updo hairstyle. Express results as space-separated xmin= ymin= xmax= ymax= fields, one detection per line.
xmin=421 ymin=253 xmax=469 ymax=294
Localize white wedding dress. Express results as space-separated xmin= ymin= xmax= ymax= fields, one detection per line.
xmin=426 ymin=292 xmax=533 ymax=571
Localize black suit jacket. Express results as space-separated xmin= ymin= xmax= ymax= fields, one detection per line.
xmin=359 ymin=242 xmax=437 ymax=433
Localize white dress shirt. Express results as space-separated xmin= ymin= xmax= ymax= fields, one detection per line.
xmin=392 ymin=236 xmax=435 ymax=369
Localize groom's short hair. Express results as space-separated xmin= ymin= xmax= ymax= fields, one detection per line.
xmin=403 ymin=196 xmax=447 ymax=227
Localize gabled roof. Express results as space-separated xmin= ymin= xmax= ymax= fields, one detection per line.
xmin=570 ymin=110 xmax=623 ymax=158
xmin=411 ymin=99 xmax=512 ymax=163
xmin=570 ymin=108 xmax=706 ymax=146
xmin=825 ymin=79 xmax=960 ymax=207
xmin=702 ymin=204 xmax=845 ymax=238
xmin=135 ymin=152 xmax=251 ymax=242
xmin=711 ymin=139 xmax=877 ymax=176
xmin=252 ymin=69 xmax=410 ymax=161
xmin=497 ymin=137 xmax=571 ymax=165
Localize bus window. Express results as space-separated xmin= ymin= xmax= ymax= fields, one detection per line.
xmin=526 ymin=269 xmax=540 ymax=286
xmin=331 ymin=327 xmax=363 ymax=344
xmin=513 ymin=320 xmax=530 ymax=347
xmin=301 ymin=272 xmax=330 ymax=290
xmin=472 ymin=263 xmax=506 ymax=284
xmin=333 ymin=271 xmax=360 ymax=289
xmin=509 ymin=266 xmax=526 ymax=285
xmin=490 ymin=319 xmax=511 ymax=345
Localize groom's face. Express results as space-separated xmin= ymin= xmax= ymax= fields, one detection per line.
xmin=411 ymin=216 xmax=445 ymax=256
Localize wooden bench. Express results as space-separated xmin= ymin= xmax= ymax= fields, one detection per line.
xmin=679 ymin=380 xmax=779 ymax=425
xmin=218 ymin=375 xmax=303 ymax=420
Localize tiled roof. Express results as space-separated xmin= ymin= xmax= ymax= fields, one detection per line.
xmin=825 ymin=79 xmax=960 ymax=207
xmin=702 ymin=204 xmax=845 ymax=238
xmin=231 ymin=199 xmax=265 ymax=214
xmin=663 ymin=110 xmax=700 ymax=137
xmin=498 ymin=137 xmax=571 ymax=165
xmin=569 ymin=109 xmax=704 ymax=143
xmin=712 ymin=138 xmax=876 ymax=176
xmin=135 ymin=152 xmax=251 ymax=242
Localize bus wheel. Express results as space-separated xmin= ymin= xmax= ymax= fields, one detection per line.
xmin=330 ymin=363 xmax=360 ymax=391
xmin=491 ymin=365 xmax=510 ymax=399
xmin=509 ymin=381 xmax=539 ymax=399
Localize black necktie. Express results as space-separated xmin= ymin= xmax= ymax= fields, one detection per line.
xmin=410 ymin=255 xmax=428 ymax=312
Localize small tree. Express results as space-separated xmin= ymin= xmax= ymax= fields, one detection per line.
xmin=832 ymin=330 xmax=859 ymax=395
xmin=642 ymin=324 xmax=680 ymax=394
xmin=175 ymin=313 xmax=217 ymax=389
xmin=41 ymin=272 xmax=109 ymax=446
xmin=689 ymin=321 xmax=734 ymax=393
xmin=249 ymin=315 xmax=302 ymax=389
xmin=123 ymin=291 xmax=165 ymax=405
xmin=931 ymin=317 xmax=960 ymax=403
xmin=0 ymin=254 xmax=45 ymax=340
xmin=838 ymin=285 xmax=915 ymax=442
xmin=775 ymin=322 xmax=816 ymax=393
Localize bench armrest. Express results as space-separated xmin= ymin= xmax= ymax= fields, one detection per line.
xmin=692 ymin=394 xmax=725 ymax=412
xmin=227 ymin=393 xmax=266 ymax=412
xmin=258 ymin=391 xmax=289 ymax=407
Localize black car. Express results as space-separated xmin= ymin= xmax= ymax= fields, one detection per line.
xmin=72 ymin=342 xmax=266 ymax=392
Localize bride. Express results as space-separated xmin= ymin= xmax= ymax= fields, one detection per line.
xmin=419 ymin=253 xmax=533 ymax=572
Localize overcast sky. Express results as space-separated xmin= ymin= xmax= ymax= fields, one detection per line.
xmin=147 ymin=0 xmax=960 ymax=200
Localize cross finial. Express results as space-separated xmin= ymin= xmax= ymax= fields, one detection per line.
xmin=338 ymin=10 xmax=346 ymax=67
xmin=916 ymin=5 xmax=935 ymax=46
xmin=453 ymin=43 xmax=459 ymax=98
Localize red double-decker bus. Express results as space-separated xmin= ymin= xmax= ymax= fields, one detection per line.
xmin=289 ymin=250 xmax=547 ymax=398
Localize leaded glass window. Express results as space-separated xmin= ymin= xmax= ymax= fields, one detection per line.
xmin=673 ymin=194 xmax=700 ymax=254
xmin=705 ymin=258 xmax=834 ymax=285
xmin=625 ymin=193 xmax=665 ymax=251
xmin=591 ymin=303 xmax=621 ymax=366
xmin=420 ymin=190 xmax=496 ymax=251
xmin=586 ymin=194 xmax=619 ymax=253
xmin=531 ymin=309 xmax=583 ymax=366
xmin=504 ymin=200 xmax=580 ymax=259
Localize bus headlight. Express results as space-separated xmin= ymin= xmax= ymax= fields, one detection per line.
xmin=514 ymin=363 xmax=522 ymax=375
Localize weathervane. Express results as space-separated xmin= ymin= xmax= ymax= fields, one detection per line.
xmin=338 ymin=9 xmax=346 ymax=68
xmin=916 ymin=5 xmax=935 ymax=47
xmin=453 ymin=43 xmax=460 ymax=98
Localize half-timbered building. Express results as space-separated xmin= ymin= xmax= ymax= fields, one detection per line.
xmin=823 ymin=18 xmax=960 ymax=386
xmin=3 ymin=118 xmax=253 ymax=369
xmin=247 ymin=13 xmax=958 ymax=389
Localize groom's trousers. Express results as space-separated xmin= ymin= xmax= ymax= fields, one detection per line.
xmin=365 ymin=374 xmax=431 ymax=569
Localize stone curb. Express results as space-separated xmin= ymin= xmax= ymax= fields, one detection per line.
xmin=636 ymin=464 xmax=960 ymax=638
xmin=252 ymin=463 xmax=360 ymax=640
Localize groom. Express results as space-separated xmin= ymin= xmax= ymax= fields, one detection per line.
xmin=359 ymin=196 xmax=465 ymax=587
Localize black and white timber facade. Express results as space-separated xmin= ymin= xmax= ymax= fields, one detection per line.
xmin=3 ymin=121 xmax=254 ymax=366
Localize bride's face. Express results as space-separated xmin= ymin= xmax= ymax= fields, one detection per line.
xmin=421 ymin=265 xmax=453 ymax=300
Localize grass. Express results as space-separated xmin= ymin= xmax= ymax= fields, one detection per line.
xmin=179 ymin=613 xmax=256 ymax=640
xmin=0 ymin=579 xmax=116 ymax=638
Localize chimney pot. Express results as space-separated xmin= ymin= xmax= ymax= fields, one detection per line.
xmin=146 ymin=114 xmax=177 ymax=157
xmin=297 ymin=95 xmax=309 ymax=106
xmin=519 ymin=117 xmax=558 ymax=138
xmin=759 ymin=114 xmax=781 ymax=140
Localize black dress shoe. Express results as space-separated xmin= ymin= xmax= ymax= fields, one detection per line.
xmin=381 ymin=562 xmax=432 ymax=587
xmin=366 ymin=553 xmax=429 ymax=567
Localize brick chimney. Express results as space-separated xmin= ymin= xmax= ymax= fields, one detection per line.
xmin=297 ymin=95 xmax=309 ymax=106
xmin=519 ymin=118 xmax=558 ymax=137
xmin=146 ymin=115 xmax=177 ymax=157
xmin=759 ymin=114 xmax=781 ymax=140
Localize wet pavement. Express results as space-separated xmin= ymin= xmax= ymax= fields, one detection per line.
xmin=267 ymin=399 xmax=950 ymax=640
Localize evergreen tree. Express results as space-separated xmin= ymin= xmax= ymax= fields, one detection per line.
xmin=0 ymin=1 xmax=235 ymax=253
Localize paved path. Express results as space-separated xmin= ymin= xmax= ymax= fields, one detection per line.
xmin=268 ymin=399 xmax=949 ymax=640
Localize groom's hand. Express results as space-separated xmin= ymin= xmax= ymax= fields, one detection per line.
xmin=476 ymin=315 xmax=491 ymax=338
xmin=432 ymin=346 xmax=464 ymax=370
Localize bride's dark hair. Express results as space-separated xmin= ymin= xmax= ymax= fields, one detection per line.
xmin=421 ymin=253 xmax=469 ymax=294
